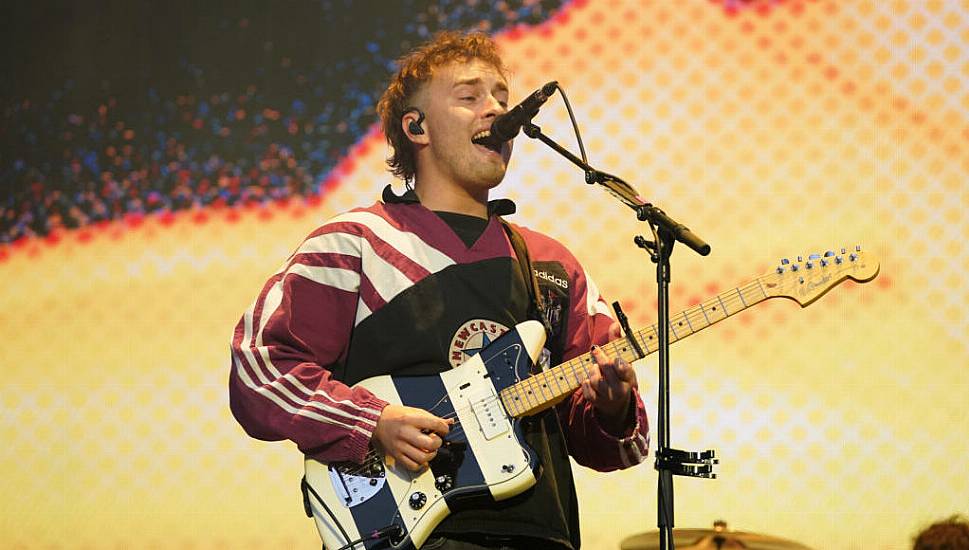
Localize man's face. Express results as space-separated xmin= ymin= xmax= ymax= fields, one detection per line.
xmin=419 ymin=58 xmax=512 ymax=193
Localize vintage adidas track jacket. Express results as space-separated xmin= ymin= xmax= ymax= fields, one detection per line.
xmin=229 ymin=186 xmax=649 ymax=547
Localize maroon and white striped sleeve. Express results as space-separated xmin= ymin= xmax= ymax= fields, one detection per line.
xmin=228 ymin=218 xmax=388 ymax=464
xmin=557 ymin=264 xmax=651 ymax=472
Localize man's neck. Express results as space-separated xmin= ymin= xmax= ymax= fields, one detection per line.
xmin=413 ymin=179 xmax=490 ymax=219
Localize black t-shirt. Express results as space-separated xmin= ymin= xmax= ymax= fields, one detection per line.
xmin=434 ymin=210 xmax=490 ymax=248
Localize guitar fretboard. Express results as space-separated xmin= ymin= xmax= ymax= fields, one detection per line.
xmin=499 ymin=276 xmax=771 ymax=417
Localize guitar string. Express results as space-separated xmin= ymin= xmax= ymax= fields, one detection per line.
xmin=339 ymin=282 xmax=766 ymax=474
xmin=367 ymin=263 xmax=858 ymax=472
xmin=340 ymin=399 xmax=495 ymax=476
xmin=336 ymin=281 xmax=768 ymax=475
xmin=509 ymin=280 xmax=766 ymax=401
xmin=447 ymin=271 xmax=817 ymax=439
xmin=357 ymin=283 xmax=767 ymax=473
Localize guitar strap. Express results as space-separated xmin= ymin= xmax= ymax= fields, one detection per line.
xmin=499 ymin=219 xmax=554 ymax=339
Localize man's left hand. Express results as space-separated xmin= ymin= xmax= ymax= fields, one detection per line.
xmin=582 ymin=322 xmax=639 ymax=434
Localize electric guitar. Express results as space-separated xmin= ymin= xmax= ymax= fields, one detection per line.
xmin=303 ymin=247 xmax=880 ymax=550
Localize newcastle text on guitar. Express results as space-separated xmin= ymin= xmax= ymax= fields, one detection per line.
xmin=303 ymin=247 xmax=880 ymax=550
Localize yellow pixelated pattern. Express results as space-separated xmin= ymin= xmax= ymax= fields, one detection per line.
xmin=1 ymin=1 xmax=967 ymax=548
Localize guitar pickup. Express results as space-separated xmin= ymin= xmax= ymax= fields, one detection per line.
xmin=469 ymin=389 xmax=509 ymax=440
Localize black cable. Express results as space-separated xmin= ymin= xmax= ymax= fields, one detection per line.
xmin=335 ymin=525 xmax=404 ymax=550
xmin=553 ymin=83 xmax=588 ymax=165
xmin=302 ymin=476 xmax=353 ymax=548
xmin=301 ymin=476 xmax=404 ymax=550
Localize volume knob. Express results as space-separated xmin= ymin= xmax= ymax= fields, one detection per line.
xmin=409 ymin=492 xmax=427 ymax=510
xmin=435 ymin=475 xmax=453 ymax=492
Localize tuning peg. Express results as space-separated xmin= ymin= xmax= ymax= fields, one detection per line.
xmin=849 ymin=252 xmax=858 ymax=262
xmin=781 ymin=258 xmax=790 ymax=265
xmin=791 ymin=263 xmax=799 ymax=272
xmin=824 ymin=250 xmax=835 ymax=257
xmin=809 ymin=253 xmax=821 ymax=260
xmin=841 ymin=247 xmax=847 ymax=254
xmin=797 ymin=255 xmax=803 ymax=262
xmin=820 ymin=258 xmax=828 ymax=267
xmin=855 ymin=245 xmax=862 ymax=252
xmin=806 ymin=261 xmax=814 ymax=269
xmin=836 ymin=256 xmax=844 ymax=264
xmin=776 ymin=266 xmax=784 ymax=274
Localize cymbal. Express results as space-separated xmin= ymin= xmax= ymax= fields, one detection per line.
xmin=620 ymin=521 xmax=813 ymax=550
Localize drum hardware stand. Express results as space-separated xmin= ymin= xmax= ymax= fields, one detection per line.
xmin=522 ymin=117 xmax=718 ymax=550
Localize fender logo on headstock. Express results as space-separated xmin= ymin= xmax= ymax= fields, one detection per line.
xmin=802 ymin=274 xmax=832 ymax=294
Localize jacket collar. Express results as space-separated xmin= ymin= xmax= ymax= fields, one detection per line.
xmin=381 ymin=184 xmax=517 ymax=217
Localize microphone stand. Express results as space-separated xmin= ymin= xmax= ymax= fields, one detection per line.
xmin=521 ymin=121 xmax=717 ymax=550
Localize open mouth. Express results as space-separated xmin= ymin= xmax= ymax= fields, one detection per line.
xmin=471 ymin=130 xmax=504 ymax=154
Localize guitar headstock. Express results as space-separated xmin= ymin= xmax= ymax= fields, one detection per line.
xmin=760 ymin=246 xmax=880 ymax=306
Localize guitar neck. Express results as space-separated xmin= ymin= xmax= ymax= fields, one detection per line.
xmin=500 ymin=276 xmax=772 ymax=418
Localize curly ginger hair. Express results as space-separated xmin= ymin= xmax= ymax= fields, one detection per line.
xmin=376 ymin=31 xmax=508 ymax=183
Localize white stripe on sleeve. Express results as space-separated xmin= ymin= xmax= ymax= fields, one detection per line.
xmin=583 ymin=269 xmax=615 ymax=318
xmin=233 ymin=353 xmax=373 ymax=434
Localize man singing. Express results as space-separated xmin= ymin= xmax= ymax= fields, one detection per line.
xmin=230 ymin=30 xmax=649 ymax=550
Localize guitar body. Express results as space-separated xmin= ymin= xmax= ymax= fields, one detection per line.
xmin=304 ymin=320 xmax=548 ymax=550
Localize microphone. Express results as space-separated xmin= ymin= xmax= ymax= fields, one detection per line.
xmin=473 ymin=81 xmax=557 ymax=149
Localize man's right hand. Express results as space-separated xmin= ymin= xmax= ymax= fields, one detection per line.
xmin=372 ymin=404 xmax=452 ymax=471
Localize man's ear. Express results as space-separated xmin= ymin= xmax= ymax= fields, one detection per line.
xmin=402 ymin=108 xmax=429 ymax=145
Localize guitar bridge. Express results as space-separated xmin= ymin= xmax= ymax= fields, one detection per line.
xmin=328 ymin=458 xmax=387 ymax=508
